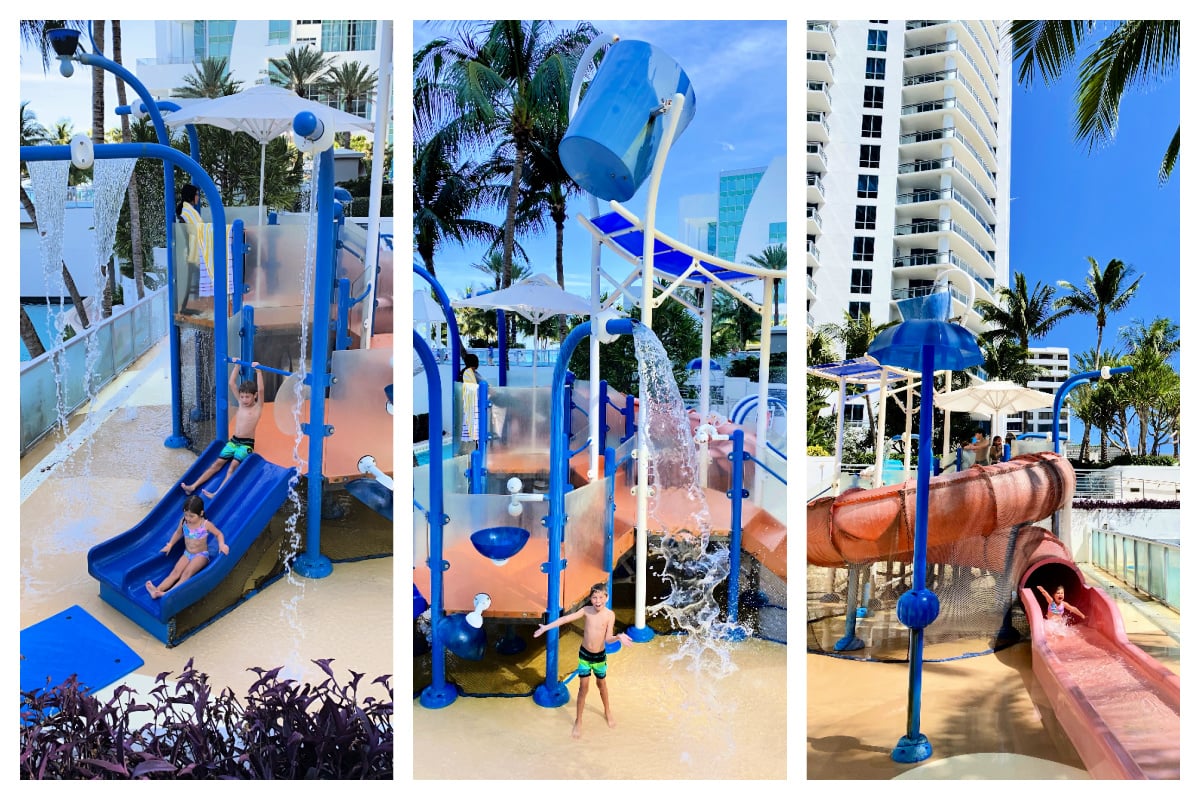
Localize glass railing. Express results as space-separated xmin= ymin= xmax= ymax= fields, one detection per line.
xmin=906 ymin=21 xmax=948 ymax=30
xmin=806 ymin=206 xmax=823 ymax=227
xmin=1090 ymin=528 xmax=1179 ymax=610
xmin=806 ymin=112 xmax=830 ymax=135
xmin=903 ymin=68 xmax=955 ymax=86
xmin=806 ymin=50 xmax=830 ymax=62
xmin=807 ymin=21 xmax=837 ymax=45
xmin=807 ymin=241 xmax=821 ymax=261
xmin=891 ymin=250 xmax=994 ymax=294
xmin=806 ymin=172 xmax=825 ymax=193
xmin=806 ymin=141 xmax=828 ymax=166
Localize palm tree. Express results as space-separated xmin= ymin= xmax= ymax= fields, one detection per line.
xmin=322 ymin=60 xmax=377 ymax=147
xmin=711 ymin=290 xmax=761 ymax=353
xmin=19 ymin=101 xmax=50 ymax=358
xmin=1070 ymin=347 xmax=1126 ymax=462
xmin=111 ymin=19 xmax=148 ymax=302
xmin=979 ymin=338 xmax=1042 ymax=385
xmin=20 ymin=20 xmax=87 ymax=71
xmin=975 ymin=271 xmax=1068 ymax=351
xmin=91 ymin=21 xmax=104 ymax=145
xmin=818 ymin=310 xmax=897 ymax=442
xmin=1009 ymin=20 xmax=1180 ymax=184
xmin=1118 ymin=317 xmax=1179 ymax=457
xmin=747 ymin=244 xmax=787 ymax=325
xmin=412 ymin=128 xmax=504 ymax=277
xmin=1055 ymin=257 xmax=1141 ymax=365
xmin=469 ymin=249 xmax=533 ymax=346
xmin=269 ymin=46 xmax=335 ymax=100
xmin=175 ymin=56 xmax=243 ymax=99
xmin=415 ymin=20 xmax=598 ymax=292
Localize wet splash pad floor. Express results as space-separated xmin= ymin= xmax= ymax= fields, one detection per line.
xmin=19 ymin=340 xmax=393 ymax=700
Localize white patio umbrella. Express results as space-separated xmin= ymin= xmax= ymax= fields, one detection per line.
xmin=163 ymin=84 xmax=374 ymax=228
xmin=934 ymin=379 xmax=1054 ymax=436
xmin=452 ymin=273 xmax=591 ymax=388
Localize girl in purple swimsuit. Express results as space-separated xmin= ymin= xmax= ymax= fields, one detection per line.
xmin=1036 ymin=584 xmax=1086 ymax=623
xmin=146 ymin=496 xmax=229 ymax=599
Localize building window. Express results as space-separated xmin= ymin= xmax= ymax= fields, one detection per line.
xmin=848 ymin=301 xmax=871 ymax=319
xmin=857 ymin=175 xmax=879 ymax=198
xmin=268 ymin=20 xmax=291 ymax=45
xmin=861 ymin=114 xmax=882 ymax=138
xmin=864 ymin=85 xmax=884 ymax=109
xmin=854 ymin=206 xmax=877 ymax=230
xmin=844 ymin=404 xmax=866 ymax=423
xmin=865 ymin=57 xmax=886 ymax=80
xmin=321 ymin=20 xmax=376 ymax=52
xmin=195 ymin=20 xmax=237 ymax=60
xmin=852 ymin=237 xmax=875 ymax=262
xmin=768 ymin=221 xmax=787 ymax=244
xmin=851 ymin=268 xmax=873 ymax=294
xmin=859 ymin=144 xmax=881 ymax=168
xmin=867 ymin=29 xmax=888 ymax=51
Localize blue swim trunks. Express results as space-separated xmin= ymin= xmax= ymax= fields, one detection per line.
xmin=577 ymin=645 xmax=607 ymax=679
xmin=219 ymin=435 xmax=255 ymax=462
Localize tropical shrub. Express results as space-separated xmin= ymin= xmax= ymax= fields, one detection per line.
xmin=20 ymin=659 xmax=392 ymax=780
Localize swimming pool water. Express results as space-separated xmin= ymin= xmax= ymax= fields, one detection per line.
xmin=414 ymin=442 xmax=455 ymax=466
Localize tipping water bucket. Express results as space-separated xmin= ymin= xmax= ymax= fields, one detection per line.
xmin=559 ymin=40 xmax=695 ymax=202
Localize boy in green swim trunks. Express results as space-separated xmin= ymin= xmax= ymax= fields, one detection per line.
xmin=181 ymin=362 xmax=264 ymax=498
xmin=534 ymin=582 xmax=633 ymax=738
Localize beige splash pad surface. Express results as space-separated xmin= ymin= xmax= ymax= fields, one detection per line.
xmin=20 ymin=342 xmax=392 ymax=699
xmin=412 ymin=636 xmax=787 ymax=780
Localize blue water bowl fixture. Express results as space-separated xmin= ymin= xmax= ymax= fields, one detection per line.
xmin=470 ymin=526 xmax=531 ymax=566
xmin=559 ymin=39 xmax=695 ymax=202
xmin=437 ymin=613 xmax=487 ymax=661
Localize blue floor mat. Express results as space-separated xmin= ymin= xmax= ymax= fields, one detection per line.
xmin=20 ymin=605 xmax=144 ymax=696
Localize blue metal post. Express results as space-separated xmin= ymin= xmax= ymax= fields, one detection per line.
xmin=599 ymin=380 xmax=610 ymax=445
xmin=293 ymin=146 xmax=336 ymax=579
xmin=77 ymin=53 xmax=187 ymax=449
xmin=1052 ymin=366 xmax=1133 ymax=454
xmin=534 ymin=317 xmax=634 ymax=708
xmin=892 ymin=343 xmax=939 ymax=763
xmin=231 ymin=219 xmax=245 ymax=315
xmin=725 ymin=429 xmax=748 ymax=627
xmin=603 ymin=445 xmax=621 ymax=654
xmin=19 ymin=140 xmax=228 ymax=443
xmin=416 ymin=331 xmax=458 ymax=709
xmin=336 ymin=277 xmax=352 ymax=351
xmin=239 ymin=305 xmax=256 ymax=382
xmin=624 ymin=394 xmax=636 ymax=442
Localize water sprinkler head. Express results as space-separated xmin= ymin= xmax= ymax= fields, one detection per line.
xmin=506 ymin=477 xmax=523 ymax=494
xmin=507 ymin=499 xmax=523 ymax=518
xmin=58 ymin=58 xmax=75 ymax=78
xmin=69 ymin=134 xmax=94 ymax=170
xmin=465 ymin=593 xmax=492 ymax=627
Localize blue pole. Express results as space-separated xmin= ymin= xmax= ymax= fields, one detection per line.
xmin=534 ymin=317 xmax=634 ymax=708
xmin=1052 ymin=366 xmax=1133 ymax=454
xmin=603 ymin=445 xmax=620 ymax=654
xmin=75 ymin=52 xmax=188 ymax=449
xmin=415 ymin=331 xmax=457 ymax=709
xmin=21 ymin=141 xmax=229 ymax=443
xmin=599 ymin=379 xmax=610 ymax=445
xmin=231 ymin=219 xmax=245 ymax=315
xmin=892 ymin=342 xmax=939 ymax=763
xmin=725 ymin=429 xmax=749 ymax=637
xmin=293 ymin=147 xmax=335 ymax=579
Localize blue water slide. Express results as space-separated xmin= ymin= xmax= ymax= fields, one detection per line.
xmin=87 ymin=441 xmax=295 ymax=644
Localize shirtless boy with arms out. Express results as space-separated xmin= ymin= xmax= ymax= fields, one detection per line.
xmin=181 ymin=362 xmax=264 ymax=498
xmin=535 ymin=582 xmax=633 ymax=739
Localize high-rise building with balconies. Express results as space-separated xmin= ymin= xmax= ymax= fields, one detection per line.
xmin=805 ymin=20 xmax=1011 ymax=346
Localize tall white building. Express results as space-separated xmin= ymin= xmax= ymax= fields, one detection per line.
xmin=1007 ymin=345 xmax=1071 ymax=439
xmin=136 ymin=20 xmax=386 ymax=116
xmin=806 ymin=20 xmax=1012 ymax=345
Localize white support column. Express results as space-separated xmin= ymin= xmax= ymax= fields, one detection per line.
xmin=753 ymin=278 xmax=774 ymax=503
xmin=698 ymin=284 xmax=713 ymax=490
xmin=833 ymin=378 xmax=847 ymax=495
xmin=874 ymin=368 xmax=890 ymax=488
xmin=363 ymin=20 xmax=391 ymax=348
xmin=633 ymin=93 xmax=685 ymax=632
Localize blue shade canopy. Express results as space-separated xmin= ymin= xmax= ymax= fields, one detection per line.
xmin=806 ymin=356 xmax=919 ymax=385
xmin=868 ymin=320 xmax=984 ymax=372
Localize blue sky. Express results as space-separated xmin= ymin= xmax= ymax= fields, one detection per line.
xmin=413 ymin=19 xmax=788 ymax=301
xmin=1007 ymin=30 xmax=1180 ymax=443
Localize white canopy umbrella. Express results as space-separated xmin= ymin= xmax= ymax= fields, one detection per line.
xmin=163 ymin=84 xmax=374 ymax=228
xmin=934 ymin=379 xmax=1054 ymax=437
xmin=452 ymin=273 xmax=591 ymax=388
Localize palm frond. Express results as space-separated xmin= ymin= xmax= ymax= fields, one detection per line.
xmin=1159 ymin=125 xmax=1180 ymax=185
xmin=1010 ymin=20 xmax=1094 ymax=88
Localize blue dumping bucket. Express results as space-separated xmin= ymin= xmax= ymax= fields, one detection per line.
xmin=559 ymin=39 xmax=695 ymax=201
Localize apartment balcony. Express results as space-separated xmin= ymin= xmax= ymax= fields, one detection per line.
xmin=807 ymin=80 xmax=832 ymax=113
xmin=903 ymin=20 xmax=951 ymax=49
xmin=807 ymin=274 xmax=818 ymax=302
xmin=807 ymin=21 xmax=837 ymax=51
xmin=807 ymin=239 xmax=821 ymax=270
xmin=899 ymin=91 xmax=998 ymax=162
xmin=807 ymin=172 xmax=825 ymax=204
xmin=893 ymin=218 xmax=996 ymax=281
xmin=896 ymin=186 xmax=996 ymax=250
xmin=891 ymin=249 xmax=995 ymax=303
xmin=807 ymin=204 xmax=823 ymax=236
xmin=896 ymin=154 xmax=997 ymax=214
xmin=807 ymin=111 xmax=830 ymax=143
xmin=902 ymin=39 xmax=999 ymax=115
xmin=806 ymin=50 xmax=834 ymax=83
xmin=897 ymin=125 xmax=998 ymax=182
xmin=807 ymin=312 xmax=816 ymax=330
xmin=806 ymin=141 xmax=828 ymax=172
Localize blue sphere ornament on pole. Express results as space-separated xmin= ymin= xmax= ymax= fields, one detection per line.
xmin=867 ymin=271 xmax=983 ymax=765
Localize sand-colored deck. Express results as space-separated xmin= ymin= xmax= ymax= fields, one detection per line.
xmin=19 ymin=339 xmax=392 ymax=699
xmin=807 ymin=571 xmax=1180 ymax=779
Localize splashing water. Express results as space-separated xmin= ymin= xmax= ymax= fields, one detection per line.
xmin=26 ymin=160 xmax=73 ymax=433
xmin=630 ymin=325 xmax=745 ymax=678
xmin=276 ymin=153 xmax=323 ymax=678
